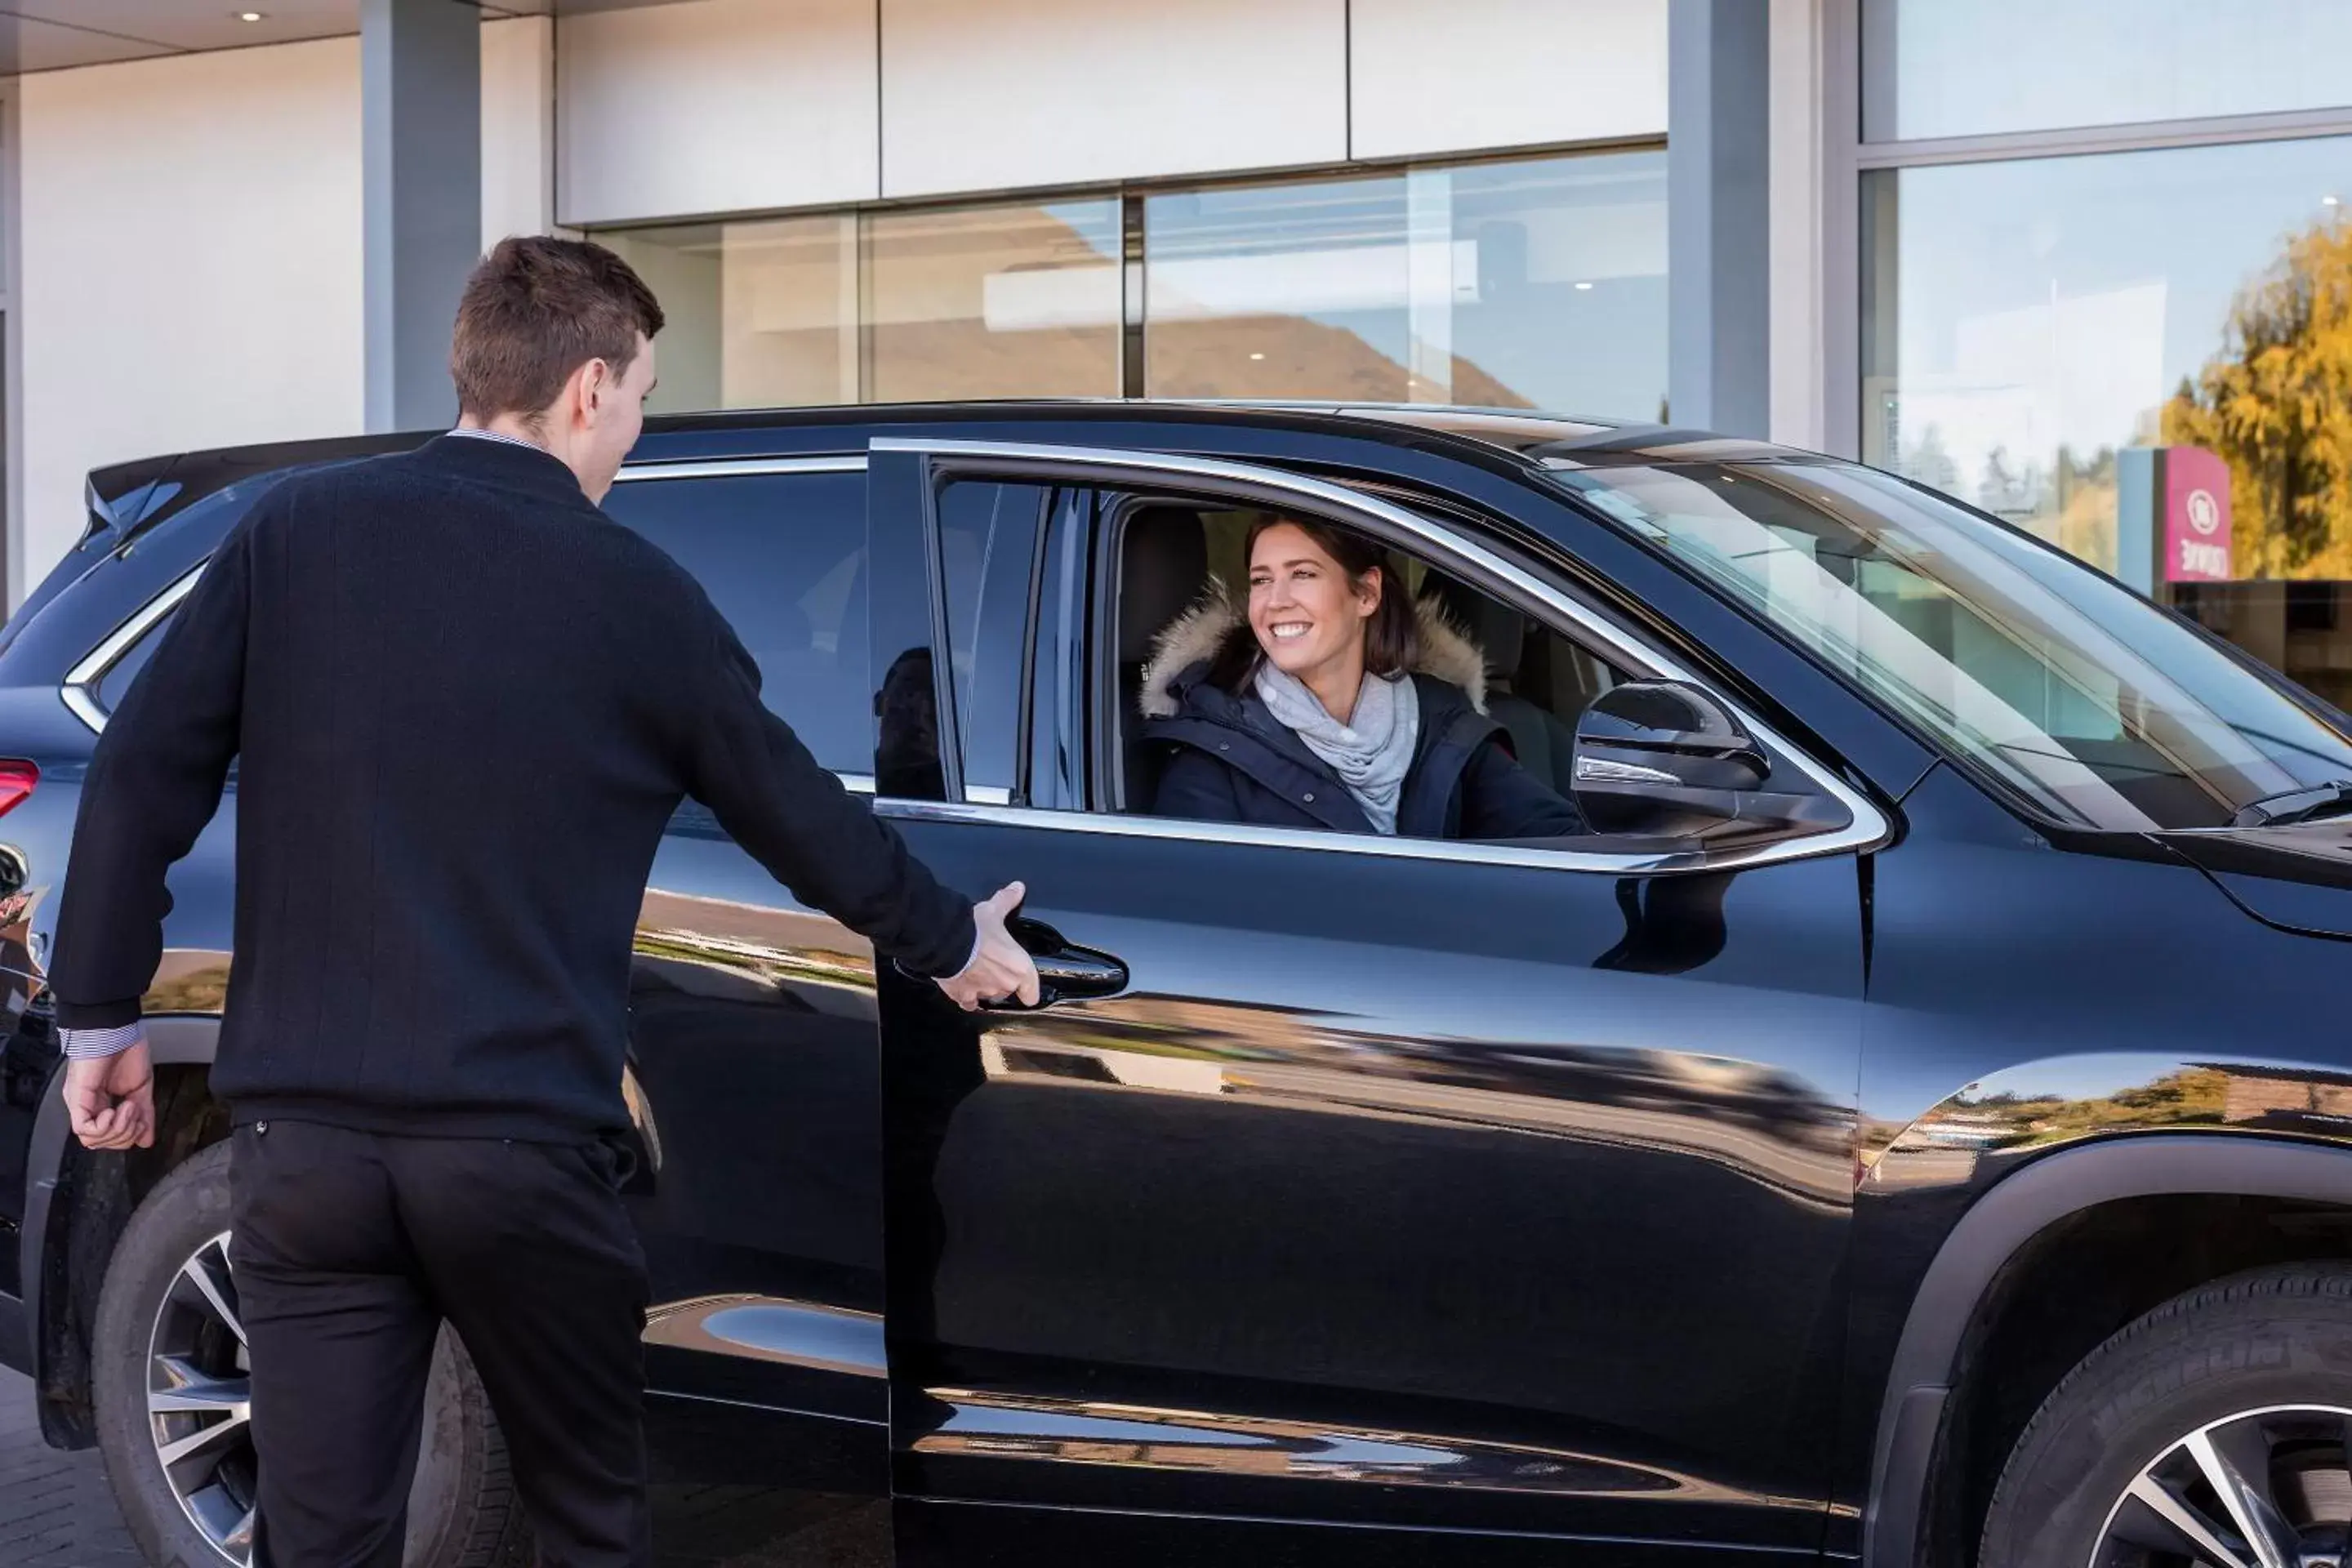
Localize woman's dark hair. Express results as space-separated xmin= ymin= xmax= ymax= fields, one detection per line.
xmin=1206 ymin=514 xmax=1420 ymax=693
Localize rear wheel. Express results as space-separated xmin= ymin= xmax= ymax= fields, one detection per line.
xmin=91 ymin=1140 xmax=529 ymax=1567
xmin=1980 ymin=1263 xmax=2352 ymax=1568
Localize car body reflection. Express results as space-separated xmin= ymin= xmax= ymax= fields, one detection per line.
xmin=916 ymin=1386 xmax=1820 ymax=1508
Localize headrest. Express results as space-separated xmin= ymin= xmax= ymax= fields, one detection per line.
xmin=1119 ymin=508 xmax=1209 ymax=663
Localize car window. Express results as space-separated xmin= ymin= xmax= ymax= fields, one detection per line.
xmin=1103 ymin=497 xmax=1627 ymax=841
xmin=94 ymin=613 xmax=172 ymax=714
xmin=1556 ymin=459 xmax=2352 ymax=831
xmin=604 ymin=470 xmax=871 ymax=775
xmin=937 ymin=481 xmax=1046 ymax=795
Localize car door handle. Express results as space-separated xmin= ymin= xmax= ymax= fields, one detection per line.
xmin=985 ymin=915 xmax=1129 ymax=1010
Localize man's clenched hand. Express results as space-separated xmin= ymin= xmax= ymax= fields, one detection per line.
xmin=65 ymin=1040 xmax=156 ymax=1152
xmin=935 ymin=882 xmax=1042 ymax=1012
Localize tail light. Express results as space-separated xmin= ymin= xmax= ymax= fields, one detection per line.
xmin=0 ymin=760 xmax=39 ymax=817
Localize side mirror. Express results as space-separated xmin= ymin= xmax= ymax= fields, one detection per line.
xmin=1570 ymin=681 xmax=1848 ymax=842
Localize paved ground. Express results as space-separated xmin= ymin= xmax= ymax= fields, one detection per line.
xmin=2 ymin=1368 xmax=888 ymax=1568
xmin=0 ymin=1370 xmax=144 ymax=1567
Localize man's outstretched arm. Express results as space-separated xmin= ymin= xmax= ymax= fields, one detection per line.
xmin=49 ymin=515 xmax=256 ymax=1147
xmin=677 ymin=608 xmax=1037 ymax=1010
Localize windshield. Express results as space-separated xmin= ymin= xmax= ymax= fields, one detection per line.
xmin=1550 ymin=459 xmax=2352 ymax=831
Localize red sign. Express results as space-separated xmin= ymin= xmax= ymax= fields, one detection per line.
xmin=2164 ymin=447 xmax=2233 ymax=582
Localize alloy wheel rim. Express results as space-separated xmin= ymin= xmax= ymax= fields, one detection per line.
xmin=2093 ymin=1404 xmax=2352 ymax=1568
xmin=146 ymin=1231 xmax=256 ymax=1566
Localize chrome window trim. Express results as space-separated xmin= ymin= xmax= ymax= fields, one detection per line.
xmin=612 ymin=455 xmax=867 ymax=483
xmin=869 ymin=436 xmax=1893 ymax=875
xmin=839 ymin=773 xmax=876 ymax=795
xmin=877 ymin=796 xmax=1727 ymax=875
xmin=61 ymin=564 xmax=207 ymax=735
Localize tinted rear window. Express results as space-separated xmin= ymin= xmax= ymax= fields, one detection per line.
xmin=602 ymin=470 xmax=873 ymax=774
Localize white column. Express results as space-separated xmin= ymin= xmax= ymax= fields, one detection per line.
xmin=482 ymin=16 xmax=554 ymax=248
xmin=1668 ymin=0 xmax=1772 ymax=437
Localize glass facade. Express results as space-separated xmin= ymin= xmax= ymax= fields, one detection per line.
xmin=1144 ymin=154 xmax=1666 ymax=416
xmin=604 ymin=198 xmax=1121 ymax=414
xmin=864 ymin=200 xmax=1121 ymax=403
xmin=599 ymin=147 xmax=1665 ymax=421
xmin=1862 ymin=0 xmax=2352 ymax=142
xmin=1862 ymin=6 xmax=2352 ymax=706
xmin=1863 ymin=137 xmax=2352 ymax=582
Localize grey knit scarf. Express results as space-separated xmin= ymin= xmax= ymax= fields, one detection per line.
xmin=1253 ymin=664 xmax=1420 ymax=834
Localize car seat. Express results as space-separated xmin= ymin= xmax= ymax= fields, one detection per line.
xmin=1116 ymin=506 xmax=1210 ymax=809
xmin=1428 ymin=575 xmax=1579 ymax=791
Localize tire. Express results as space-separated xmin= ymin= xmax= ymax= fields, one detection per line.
xmin=90 ymin=1140 xmax=532 ymax=1567
xmin=1980 ymin=1262 xmax=2352 ymax=1568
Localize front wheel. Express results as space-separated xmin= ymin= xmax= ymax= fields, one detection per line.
xmin=90 ymin=1140 xmax=529 ymax=1567
xmin=1980 ymin=1263 xmax=2352 ymax=1568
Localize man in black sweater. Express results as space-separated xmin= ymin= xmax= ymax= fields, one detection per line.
xmin=47 ymin=237 xmax=1037 ymax=1566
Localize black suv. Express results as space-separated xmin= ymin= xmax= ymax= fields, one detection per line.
xmin=4 ymin=403 xmax=2352 ymax=1568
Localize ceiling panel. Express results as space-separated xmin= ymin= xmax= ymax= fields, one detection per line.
xmin=0 ymin=1 xmax=705 ymax=69
xmin=5 ymin=0 xmax=357 ymax=53
xmin=0 ymin=11 xmax=180 ymax=71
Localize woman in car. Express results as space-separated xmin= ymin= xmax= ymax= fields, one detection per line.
xmin=1141 ymin=514 xmax=1584 ymax=840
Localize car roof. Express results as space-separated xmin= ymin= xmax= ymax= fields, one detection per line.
xmin=632 ymin=399 xmax=1815 ymax=466
xmin=90 ymin=399 xmax=1821 ymax=512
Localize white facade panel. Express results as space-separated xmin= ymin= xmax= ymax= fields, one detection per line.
xmin=556 ymin=0 xmax=880 ymax=228
xmin=20 ymin=38 xmax=364 ymax=581
xmin=1348 ymin=0 xmax=1668 ymax=162
xmin=880 ymin=0 xmax=1345 ymax=198
xmin=483 ymin=15 xmax=555 ymax=247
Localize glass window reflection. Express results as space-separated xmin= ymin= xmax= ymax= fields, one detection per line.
xmin=1864 ymin=0 xmax=2352 ymax=141
xmin=862 ymin=198 xmax=1120 ymax=402
xmin=1861 ymin=136 xmax=2352 ymax=589
xmin=604 ymin=216 xmax=858 ymax=415
xmin=604 ymin=198 xmax=1121 ymax=410
xmin=1143 ymin=151 xmax=1665 ymax=419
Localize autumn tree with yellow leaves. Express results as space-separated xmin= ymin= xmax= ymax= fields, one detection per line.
xmin=2163 ymin=214 xmax=2352 ymax=580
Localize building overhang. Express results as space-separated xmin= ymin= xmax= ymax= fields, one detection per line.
xmin=0 ymin=0 xmax=690 ymax=74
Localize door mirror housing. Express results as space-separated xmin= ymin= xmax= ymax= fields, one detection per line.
xmin=1570 ymin=680 xmax=1848 ymax=842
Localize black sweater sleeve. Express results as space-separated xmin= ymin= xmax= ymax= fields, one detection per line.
xmin=676 ymin=602 xmax=978 ymax=978
xmin=50 ymin=516 xmax=255 ymax=1028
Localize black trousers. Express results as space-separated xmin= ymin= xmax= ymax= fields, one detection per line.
xmin=229 ymin=1120 xmax=651 ymax=1568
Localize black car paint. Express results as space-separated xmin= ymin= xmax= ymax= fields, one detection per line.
xmin=0 ymin=403 xmax=2339 ymax=1566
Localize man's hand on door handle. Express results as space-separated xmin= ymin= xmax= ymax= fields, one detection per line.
xmin=936 ymin=881 xmax=1043 ymax=1013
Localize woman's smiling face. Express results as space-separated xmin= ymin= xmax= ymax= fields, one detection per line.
xmin=1248 ymin=521 xmax=1381 ymax=687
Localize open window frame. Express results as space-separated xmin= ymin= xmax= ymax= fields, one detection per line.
xmin=869 ymin=436 xmax=1893 ymax=878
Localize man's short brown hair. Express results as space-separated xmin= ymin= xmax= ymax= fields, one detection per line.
xmin=450 ymin=236 xmax=666 ymax=425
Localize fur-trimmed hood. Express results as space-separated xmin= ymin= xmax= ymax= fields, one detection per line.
xmin=1138 ymin=586 xmax=1489 ymax=719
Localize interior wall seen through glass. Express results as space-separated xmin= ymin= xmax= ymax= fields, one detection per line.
xmin=603 ymin=216 xmax=858 ymax=414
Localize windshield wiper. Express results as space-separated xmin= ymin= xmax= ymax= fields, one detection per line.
xmin=2231 ymin=779 xmax=2352 ymax=828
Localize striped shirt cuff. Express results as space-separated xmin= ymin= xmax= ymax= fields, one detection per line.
xmin=61 ymin=1023 xmax=145 ymax=1061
